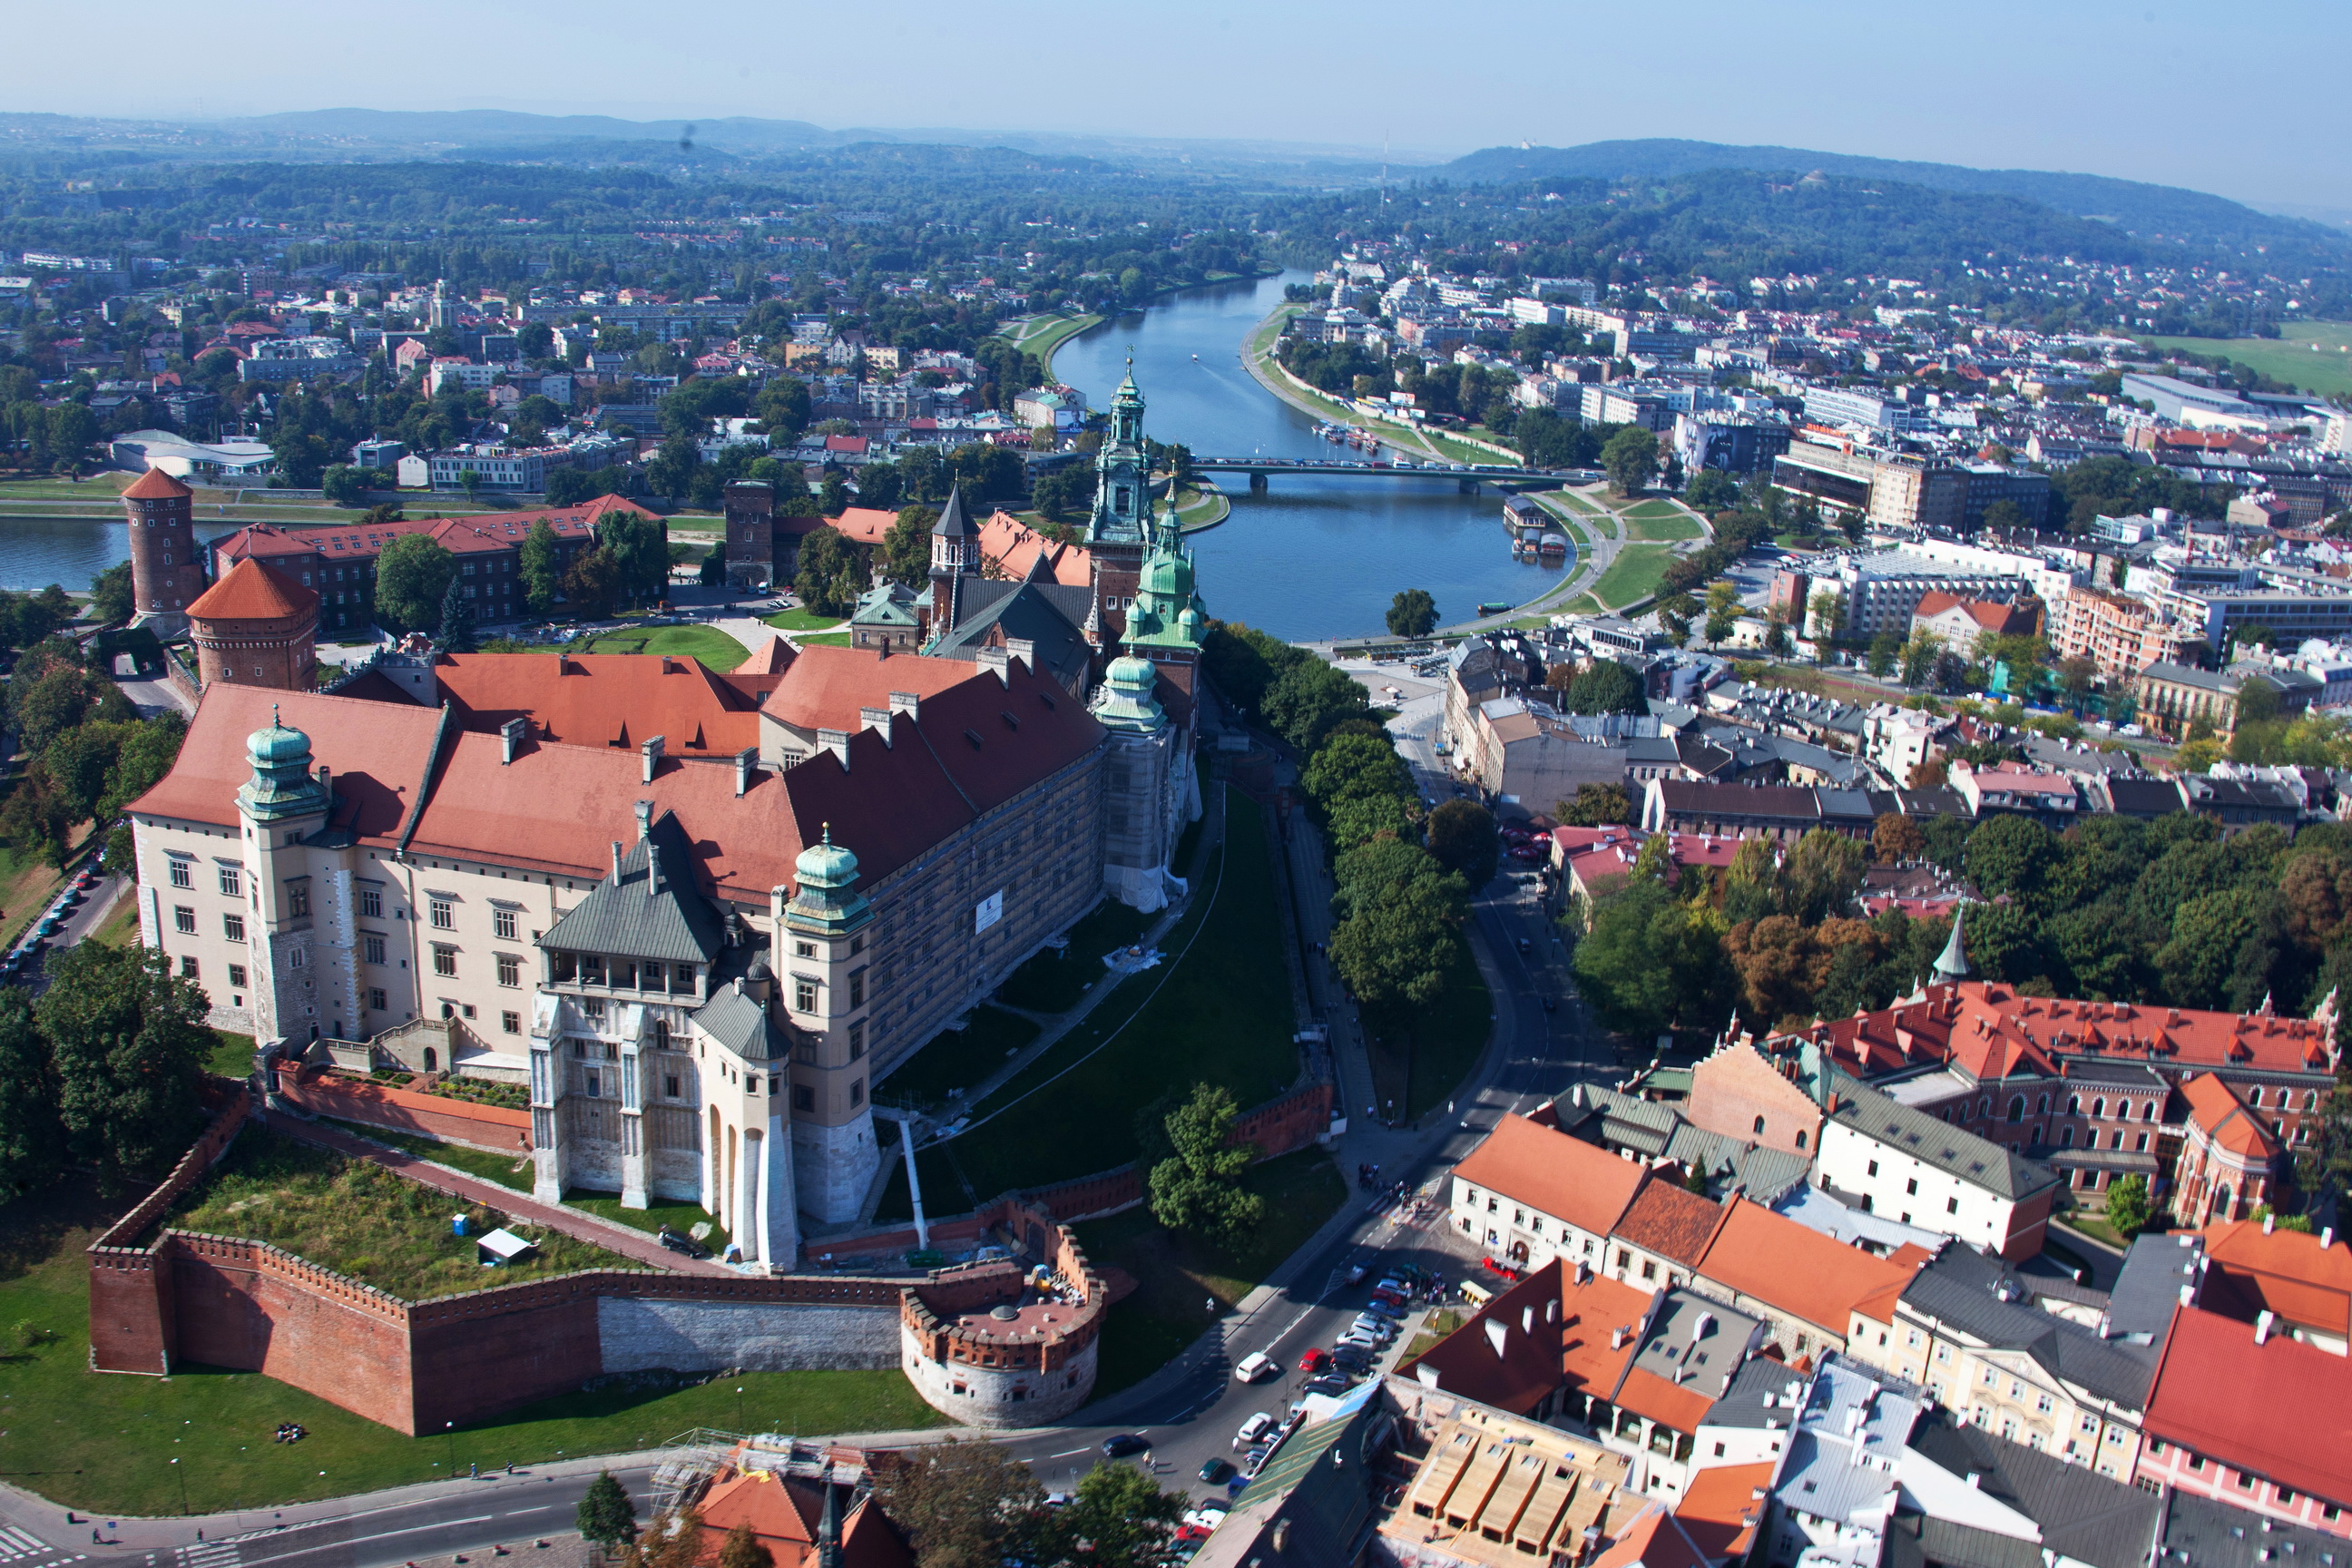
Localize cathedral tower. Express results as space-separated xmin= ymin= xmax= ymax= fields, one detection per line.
xmin=1083 ymin=362 xmax=1154 ymax=643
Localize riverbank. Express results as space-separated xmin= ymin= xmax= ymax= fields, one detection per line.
xmin=1238 ymin=305 xmax=1526 ymax=467
xmin=997 ymin=309 xmax=1104 ymax=380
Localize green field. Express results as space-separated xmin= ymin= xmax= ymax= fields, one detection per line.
xmin=1589 ymin=544 xmax=1677 ymax=608
xmin=791 ymin=631 xmax=853 ymax=647
xmin=0 ymin=1181 xmax=940 ymax=1514
xmin=1622 ymin=501 xmax=1704 ymax=541
xmin=2138 ymin=322 xmax=2352 ymax=399
xmin=318 ymin=1117 xmax=533 ymax=1192
xmin=993 ymin=897 xmax=1157 ymax=1014
xmin=512 ymin=624 xmax=750 ymax=671
xmin=766 ymin=608 xmax=846 ymax=632
xmin=1073 ymin=1149 xmax=1347 ymax=1398
xmin=997 ymin=311 xmax=1103 ymax=379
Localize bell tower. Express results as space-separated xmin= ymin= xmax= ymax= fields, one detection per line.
xmin=1084 ymin=360 xmax=1153 ymax=643
xmin=926 ymin=485 xmax=980 ymax=636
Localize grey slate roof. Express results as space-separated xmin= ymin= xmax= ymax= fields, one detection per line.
xmin=2107 ymin=1232 xmax=2203 ymax=1343
xmin=691 ymin=980 xmax=793 ymax=1063
xmin=1898 ymin=1245 xmax=2159 ymax=1407
xmin=1572 ymin=1084 xmax=1812 ymax=1201
xmin=1883 ymin=1514 xmax=2043 ymax=1568
xmin=1906 ymin=1410 xmax=2163 ymax=1568
xmin=2162 ymin=1486 xmax=2350 ymax=1568
xmin=541 ymin=814 xmax=727 ymax=965
xmin=1699 ymin=1350 xmax=1808 ymax=1432
xmin=1825 ymin=1067 xmax=2060 ymax=1202
xmin=930 ymin=577 xmax=1093 ymax=688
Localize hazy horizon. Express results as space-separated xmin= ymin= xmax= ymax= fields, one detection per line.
xmin=7 ymin=0 xmax=2346 ymax=211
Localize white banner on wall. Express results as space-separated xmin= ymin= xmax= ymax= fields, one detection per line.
xmin=975 ymin=889 xmax=1004 ymax=934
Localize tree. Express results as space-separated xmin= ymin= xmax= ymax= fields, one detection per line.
xmin=794 ymin=528 xmax=867 ymax=617
xmin=90 ymin=562 xmax=134 ymax=626
xmin=1657 ymin=592 xmax=1699 ymax=648
xmin=1329 ymin=844 xmax=1467 ymax=1012
xmin=2103 ymin=1174 xmax=2153 ymax=1240
xmin=1602 ymin=426 xmax=1659 ymax=496
xmin=1426 ymin=800 xmax=1499 ymax=887
xmin=577 ymin=1472 xmax=640 ymax=1548
xmin=1900 ymin=632 xmax=1942 ymax=688
xmin=1387 ymin=588 xmax=1437 ymax=638
xmin=1686 ymin=469 xmax=1738 ymax=512
xmin=716 ymin=1524 xmax=770 ymax=1568
xmin=518 ymin=519 xmax=561 ymax=616
xmin=1807 ymin=590 xmax=1844 ymax=647
xmin=1873 ymin=812 xmax=1926 ymax=862
xmin=1965 ymin=814 xmax=2063 ymax=908
xmin=881 ymin=505 xmax=936 ymax=585
xmin=1562 ymin=660 xmax=1646 ymax=716
xmin=38 ymin=943 xmax=211 ymax=1185
xmin=321 ymin=465 xmax=368 ymax=507
xmin=1782 ymin=828 xmax=1867 ymax=923
xmin=437 ymin=575 xmax=478 ymax=652
xmin=1147 ymin=1083 xmax=1263 ymax=1244
xmin=876 ymin=1440 xmax=1049 ymax=1568
xmin=1259 ymin=657 xmax=1371 ymax=752
xmin=562 ymin=547 xmax=624 ymax=620
xmin=1573 ymin=877 xmax=1731 ymax=1041
xmin=1042 ymin=1463 xmax=1184 ymax=1568
xmin=0 ymin=988 xmax=62 ymax=1198
xmin=373 ymin=534 xmax=458 ymax=632
xmin=601 ymin=513 xmax=671 ymax=608
xmin=1557 ymin=782 xmax=1632 ymax=827
xmin=1866 ymin=632 xmax=1900 ymax=679
xmin=1303 ymin=731 xmax=1414 ymax=820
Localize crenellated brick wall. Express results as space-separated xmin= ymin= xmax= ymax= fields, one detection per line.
xmin=275 ymin=1063 xmax=533 ymax=1153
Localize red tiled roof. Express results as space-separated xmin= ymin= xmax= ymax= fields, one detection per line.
xmin=2200 ymin=1219 xmax=2352 ymax=1339
xmin=759 ymin=646 xmax=981 ymax=734
xmin=1612 ymin=1181 xmax=1730 ymax=1271
xmin=2180 ymin=1072 xmax=2279 ymax=1161
xmin=211 ymin=496 xmax=652 ymax=567
xmin=431 ymin=652 xmax=765 ymax=754
xmin=2145 ymin=1304 xmax=2352 ymax=1506
xmin=1612 ymin=1366 xmax=1717 ymax=1435
xmin=1592 ymin=1504 xmax=1711 ymax=1568
xmin=187 ymin=558 xmax=317 ymax=622
xmin=697 ymin=1470 xmax=912 ymax=1568
xmin=977 ymin=510 xmax=1093 ymax=587
xmin=122 ymin=466 xmax=192 ymax=500
xmin=1694 ymin=1196 xmax=1918 ymax=1338
xmin=828 ymin=507 xmax=899 ymax=546
xmin=1673 ymin=1463 xmax=1774 ymax=1563
xmin=1401 ymin=1260 xmax=1649 ymax=1416
xmin=1453 ymin=1114 xmax=1649 ymax=1240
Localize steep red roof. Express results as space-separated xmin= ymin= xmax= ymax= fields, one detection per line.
xmin=2180 ymin=1072 xmax=2279 ymax=1161
xmin=760 ymin=646 xmax=982 ymax=734
xmin=1673 ymin=1463 xmax=1774 ymax=1563
xmin=696 ymin=1470 xmax=912 ymax=1568
xmin=186 ymin=557 xmax=318 ymax=622
xmin=828 ymin=507 xmax=899 ymax=546
xmin=1592 ymin=1504 xmax=1711 ymax=1568
xmin=2201 ymin=1219 xmax=2352 ymax=1338
xmin=1612 ymin=1181 xmax=1730 ymax=1272
xmin=1695 ymin=1196 xmax=1918 ymax=1339
xmin=1453 ymin=1114 xmax=1650 ymax=1240
xmin=977 ymin=509 xmax=1093 ymax=587
xmin=431 ymin=652 xmax=764 ymax=755
xmin=1401 ymin=1259 xmax=1648 ymax=1416
xmin=122 ymin=466 xmax=192 ymax=500
xmin=2145 ymin=1303 xmax=2352 ymax=1506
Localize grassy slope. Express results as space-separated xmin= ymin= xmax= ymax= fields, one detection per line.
xmin=1590 ymin=544 xmax=1676 ymax=608
xmin=873 ymin=1005 xmax=1043 ymax=1112
xmin=2138 ymin=322 xmax=2352 ymax=399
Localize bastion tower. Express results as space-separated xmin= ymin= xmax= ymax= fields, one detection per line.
xmin=122 ymin=467 xmax=206 ymax=634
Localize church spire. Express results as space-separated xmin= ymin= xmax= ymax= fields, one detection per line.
xmin=1932 ymin=906 xmax=1971 ymax=983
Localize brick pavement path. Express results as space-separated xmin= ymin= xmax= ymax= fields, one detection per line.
xmin=261 ymin=1110 xmax=737 ymax=1277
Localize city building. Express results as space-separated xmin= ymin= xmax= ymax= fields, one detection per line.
xmin=1828 ymin=550 xmax=2030 ymax=642
xmin=1810 ymin=1065 xmax=2063 ymax=1260
xmin=2049 ymin=587 xmax=2207 ymax=684
xmin=184 ymin=559 xmax=318 ymax=691
xmin=2170 ymin=1073 xmax=2286 ymax=1224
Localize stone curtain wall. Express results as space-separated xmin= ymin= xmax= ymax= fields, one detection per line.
xmin=276 ymin=1063 xmax=533 ymax=1153
xmin=87 ymin=1085 xmax=254 ymax=1377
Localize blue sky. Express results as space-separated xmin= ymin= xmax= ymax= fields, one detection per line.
xmin=14 ymin=0 xmax=2347 ymax=212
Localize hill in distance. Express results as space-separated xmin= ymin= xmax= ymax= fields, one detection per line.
xmin=1443 ymin=139 xmax=2333 ymax=251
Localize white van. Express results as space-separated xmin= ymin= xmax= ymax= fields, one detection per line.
xmin=1233 ymin=1351 xmax=1275 ymax=1384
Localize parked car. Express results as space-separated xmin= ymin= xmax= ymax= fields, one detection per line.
xmin=1241 ymin=1447 xmax=1270 ymax=1478
xmin=1197 ymin=1458 xmax=1235 ymax=1485
xmin=656 ymin=1226 xmax=709 ymax=1259
xmin=1335 ymin=1329 xmax=1380 ymax=1352
xmin=1349 ymin=1316 xmax=1394 ymax=1343
xmin=1233 ymin=1351 xmax=1275 ymax=1384
xmin=1102 ymin=1434 xmax=1151 ymax=1457
xmin=1298 ymin=1348 xmax=1330 ymax=1374
xmin=1236 ymin=1411 xmax=1275 ymax=1446
xmin=1304 ymin=1375 xmax=1354 ymax=1396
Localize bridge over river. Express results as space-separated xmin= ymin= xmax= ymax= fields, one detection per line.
xmin=1186 ymin=456 xmax=1563 ymax=489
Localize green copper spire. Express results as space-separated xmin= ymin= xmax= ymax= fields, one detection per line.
xmin=1125 ymin=483 xmax=1206 ymax=655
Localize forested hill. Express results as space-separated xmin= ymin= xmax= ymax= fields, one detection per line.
xmin=1444 ymin=139 xmax=2335 ymax=252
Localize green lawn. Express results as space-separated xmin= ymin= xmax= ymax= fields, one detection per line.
xmin=208 ymin=1031 xmax=257 ymax=1077
xmin=320 ymin=1116 xmax=534 ymax=1191
xmin=873 ymin=1004 xmax=1043 ymax=1112
xmin=908 ymin=790 xmax=1296 ymax=1201
xmin=167 ymin=1128 xmax=635 ymax=1300
xmin=1589 ymin=544 xmax=1677 ymax=609
xmin=1402 ymin=1308 xmax=1466 ymax=1364
xmin=1073 ymin=1149 xmax=1347 ymax=1398
xmin=792 ymin=631 xmax=854 ymax=647
xmin=2138 ymin=322 xmax=2352 ymax=399
xmin=0 ymin=1183 xmax=936 ymax=1514
xmin=85 ymin=890 xmax=142 ymax=949
xmin=1559 ymin=593 xmax=1602 ymax=615
xmin=1365 ymin=941 xmax=1491 ymax=1122
xmin=994 ymin=897 xmax=1158 ymax=1014
xmin=767 ymin=607 xmax=846 ymax=632
xmin=997 ymin=311 xmax=1103 ymax=378
xmin=562 ymin=1189 xmax=731 ymax=1254
xmin=1622 ymin=502 xmax=1703 ymax=541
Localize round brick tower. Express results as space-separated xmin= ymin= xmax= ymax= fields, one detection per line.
xmin=185 ymin=558 xmax=319 ymax=691
xmin=122 ymin=466 xmax=204 ymax=633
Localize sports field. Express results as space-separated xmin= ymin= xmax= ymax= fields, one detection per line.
xmin=2138 ymin=322 xmax=2352 ymax=399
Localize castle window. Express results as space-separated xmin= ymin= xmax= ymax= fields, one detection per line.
xmin=223 ymin=914 xmax=246 ymax=943
xmin=502 ymin=1011 xmax=521 ymax=1035
xmin=849 ymin=1078 xmax=864 ymax=1107
xmin=286 ymin=881 xmax=310 ymax=917
xmin=180 ymin=956 xmax=199 ymax=979
xmin=169 ymin=858 xmax=192 ymax=889
xmin=795 ymin=978 xmax=818 ymax=1014
xmin=849 ymin=968 xmax=867 ymax=1007
xmin=429 ymin=897 xmax=454 ymax=930
xmin=368 ymin=987 xmax=387 ymax=1011
xmin=849 ymin=1022 xmax=865 ymax=1059
xmin=432 ymin=946 xmax=456 ymax=977
xmin=174 ymin=906 xmax=196 ymax=935
xmin=495 ymin=908 xmax=518 ymax=941
xmin=363 ymin=934 xmax=386 ymax=965
xmin=219 ymin=866 xmax=242 ymax=897
xmin=496 ymin=954 xmax=521 ymax=987
xmin=665 ymin=1074 xmax=681 ymax=1098
xmin=585 ymin=1069 xmax=601 ymax=1098
xmin=794 ymin=1084 xmax=815 ymax=1112
xmin=227 ymin=965 xmax=247 ymax=989
xmin=582 ymin=998 xmax=605 ymax=1018
xmin=358 ymin=885 xmax=383 ymax=918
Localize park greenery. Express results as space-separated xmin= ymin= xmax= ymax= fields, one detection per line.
xmin=0 ymin=635 xmax=185 ymax=869
xmin=876 ymin=1440 xmax=1185 ymax=1568
xmin=1387 ymin=587 xmax=1438 ymax=637
xmin=1143 ymin=1082 xmax=1264 ymax=1244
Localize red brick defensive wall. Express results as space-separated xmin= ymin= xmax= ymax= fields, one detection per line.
xmin=274 ymin=1063 xmax=532 ymax=1153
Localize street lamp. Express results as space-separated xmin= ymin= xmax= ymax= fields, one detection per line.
xmin=445 ymin=1420 xmax=456 ymax=1479
xmin=171 ymin=1457 xmax=188 ymax=1517
xmin=735 ymin=1387 xmax=745 ymax=1436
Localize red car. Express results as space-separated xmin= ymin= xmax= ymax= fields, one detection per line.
xmin=1298 ymin=1348 xmax=1330 ymax=1374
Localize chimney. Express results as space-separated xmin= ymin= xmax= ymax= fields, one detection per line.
xmin=860 ymin=705 xmax=894 ymax=745
xmin=1965 ymin=1473 xmax=1981 ymax=1490
xmin=2256 ymin=1309 xmax=2275 ymax=1346
xmin=2264 ymin=1212 xmax=2276 ymax=1236
xmin=316 ymin=763 xmax=331 ymax=795
xmin=635 ymin=799 xmax=653 ymax=845
xmin=888 ymin=691 xmax=921 ymax=721
xmin=1484 ymin=1319 xmax=1509 ymax=1359
xmin=2324 ymin=1227 xmax=2336 ymax=1250
xmin=640 ymin=735 xmax=664 ymax=784
xmin=1610 ymin=1326 xmax=1631 ymax=1351
xmin=611 ymin=840 xmax=624 ymax=880
xmin=975 ymin=645 xmax=1011 ymax=686
xmin=734 ymin=747 xmax=758 ymax=797
xmin=500 ymin=716 xmax=528 ymax=763
xmin=1005 ymin=636 xmax=1036 ymax=671
xmin=817 ymin=728 xmax=851 ymax=769
xmin=1522 ymin=1306 xmax=1534 ymax=1335
xmin=1547 ymin=1298 xmax=1559 ymax=1324
xmin=1575 ymin=1259 xmax=1592 ymax=1285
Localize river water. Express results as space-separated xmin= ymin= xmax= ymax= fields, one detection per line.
xmin=0 ymin=515 xmax=244 ymax=595
xmin=1054 ymin=272 xmax=1553 ymax=642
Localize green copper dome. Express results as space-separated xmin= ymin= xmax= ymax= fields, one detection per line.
xmin=794 ymin=824 xmax=859 ymax=889
xmin=237 ymin=704 xmax=329 ymax=823
xmin=248 ymin=716 xmax=311 ymax=766
xmin=1093 ymin=653 xmax=1166 ymax=733
xmin=785 ymin=824 xmax=873 ymax=937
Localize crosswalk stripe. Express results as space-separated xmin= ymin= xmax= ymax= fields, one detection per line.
xmin=1 ymin=1531 xmax=46 ymax=1552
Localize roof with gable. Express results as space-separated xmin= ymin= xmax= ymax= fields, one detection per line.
xmin=1913 ymin=591 xmax=2038 ymax=638
xmin=2144 ymin=1303 xmax=2352 ymax=1506
xmin=828 ymin=506 xmax=899 ymax=546
xmin=1613 ymin=1181 xmax=1731 ymax=1272
xmin=122 ymin=466 xmax=192 ymax=500
xmin=540 ymin=813 xmax=728 ymax=964
xmin=211 ymin=496 xmax=645 ymax=568
xmin=1454 ymin=1113 xmax=1651 ymax=1240
xmin=759 ymin=646 xmax=981 ymax=734
xmin=1671 ymin=1463 xmax=1773 ymax=1563
xmin=2178 ymin=1071 xmax=2280 ymax=1161
xmin=1694 ymin=1195 xmax=1920 ymax=1339
xmin=186 ymin=557 xmax=318 ymax=622
xmin=1904 ymin=1410 xmax=2162 ymax=1568
xmin=1591 ymin=1503 xmax=1712 ymax=1568
xmin=926 ymin=576 xmax=1093 ymax=691
xmin=1896 ymin=1244 xmax=2158 ymax=1407
xmin=426 ymin=651 xmax=769 ymax=755
xmin=696 ymin=1468 xmax=913 ymax=1568
xmin=1822 ymin=1067 xmax=2060 ymax=1202
xmin=976 ymin=508 xmax=1093 ymax=586
xmin=2199 ymin=1218 xmax=2352 ymax=1339
xmin=1790 ymin=981 xmax=2337 ymax=1083
xmin=1614 ymin=1289 xmax=1761 ymax=1431
xmin=1401 ymin=1259 xmax=1650 ymax=1416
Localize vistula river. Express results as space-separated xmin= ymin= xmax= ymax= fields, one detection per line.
xmin=1054 ymin=271 xmax=1556 ymax=642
